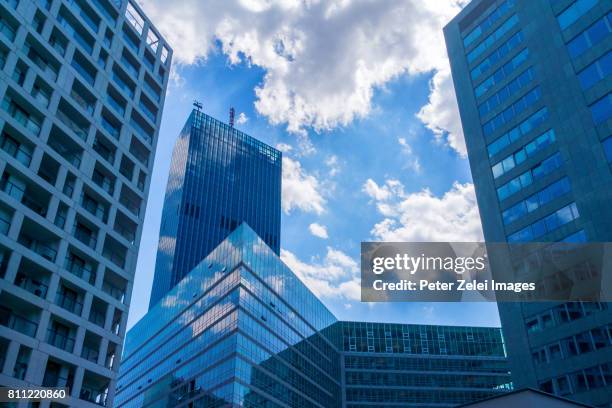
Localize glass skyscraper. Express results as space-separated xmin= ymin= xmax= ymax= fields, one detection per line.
xmin=0 ymin=0 xmax=170 ymax=406
xmin=117 ymin=224 xmax=511 ymax=408
xmin=148 ymin=109 xmax=282 ymax=309
xmin=445 ymin=0 xmax=612 ymax=405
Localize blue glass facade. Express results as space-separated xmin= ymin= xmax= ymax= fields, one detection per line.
xmin=149 ymin=110 xmax=282 ymax=308
xmin=117 ymin=224 xmax=511 ymax=407
xmin=445 ymin=0 xmax=612 ymax=405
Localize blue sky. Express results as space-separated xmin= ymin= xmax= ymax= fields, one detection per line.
xmin=127 ymin=0 xmax=500 ymax=329
xmin=126 ymin=54 xmax=499 ymax=329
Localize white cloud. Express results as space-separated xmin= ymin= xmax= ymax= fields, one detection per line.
xmin=275 ymin=142 xmax=293 ymax=153
xmin=138 ymin=0 xmax=468 ymax=155
xmin=281 ymin=247 xmax=360 ymax=301
xmin=325 ymin=155 xmax=340 ymax=176
xmin=282 ymin=156 xmax=326 ymax=214
xmin=417 ymin=66 xmax=467 ymax=157
xmin=364 ymin=179 xmax=483 ymax=242
xmin=236 ymin=112 xmax=248 ymax=124
xmin=397 ymin=137 xmax=421 ymax=173
xmin=309 ymin=223 xmax=329 ymax=239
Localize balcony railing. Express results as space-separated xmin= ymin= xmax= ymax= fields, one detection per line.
xmin=70 ymin=89 xmax=95 ymax=115
xmin=106 ymin=95 xmax=125 ymax=117
xmin=1 ymin=141 xmax=32 ymax=167
xmin=65 ymin=0 xmax=99 ymax=34
xmin=43 ymin=372 xmax=72 ymax=389
xmin=89 ymin=308 xmax=105 ymax=327
xmin=92 ymin=173 xmax=114 ymax=196
xmin=80 ymin=385 xmax=108 ymax=407
xmin=58 ymin=16 xmax=93 ymax=55
xmin=103 ymin=249 xmax=125 ymax=268
xmin=120 ymin=56 xmax=139 ymax=78
xmin=73 ymin=225 xmax=97 ymax=249
xmin=1 ymin=179 xmax=25 ymax=200
xmin=138 ymin=102 xmax=156 ymax=123
xmin=102 ymin=281 xmax=125 ymax=303
xmin=120 ymin=195 xmax=140 ymax=217
xmin=15 ymin=274 xmax=48 ymax=298
xmin=81 ymin=194 xmax=107 ymax=222
xmin=112 ymin=73 xmax=134 ymax=98
xmin=2 ymin=100 xmax=41 ymax=136
xmin=143 ymin=80 xmax=160 ymax=102
xmin=56 ymin=109 xmax=89 ymax=141
xmin=93 ymin=140 xmax=114 ymax=164
xmin=0 ymin=19 xmax=17 ymax=42
xmin=19 ymin=235 xmax=57 ymax=262
xmin=0 ymin=308 xmax=38 ymax=337
xmin=47 ymin=328 xmax=75 ymax=352
xmin=71 ymin=58 xmax=95 ymax=86
xmin=114 ymin=223 xmax=135 ymax=244
xmin=81 ymin=345 xmax=99 ymax=363
xmin=101 ymin=117 xmax=120 ymax=140
xmin=64 ymin=257 xmax=96 ymax=285
xmin=22 ymin=194 xmax=48 ymax=217
xmin=0 ymin=217 xmax=9 ymax=235
xmin=130 ymin=118 xmax=152 ymax=144
xmin=55 ymin=292 xmax=83 ymax=315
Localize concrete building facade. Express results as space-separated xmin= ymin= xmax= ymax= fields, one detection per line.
xmin=0 ymin=0 xmax=171 ymax=406
xmin=445 ymin=0 xmax=612 ymax=405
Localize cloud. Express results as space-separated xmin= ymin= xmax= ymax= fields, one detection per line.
xmin=325 ymin=155 xmax=340 ymax=176
xmin=309 ymin=223 xmax=329 ymax=239
xmin=397 ymin=137 xmax=421 ymax=173
xmin=416 ymin=66 xmax=467 ymax=157
xmin=236 ymin=112 xmax=248 ymax=124
xmin=282 ymin=156 xmax=326 ymax=214
xmin=275 ymin=143 xmax=293 ymax=153
xmin=138 ymin=0 xmax=468 ymax=155
xmin=364 ymin=179 xmax=483 ymax=242
xmin=281 ymin=247 xmax=360 ymax=301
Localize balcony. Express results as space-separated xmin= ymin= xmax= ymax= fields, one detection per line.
xmin=81 ymin=345 xmax=99 ymax=363
xmin=58 ymin=15 xmax=94 ymax=55
xmin=55 ymin=291 xmax=83 ymax=315
xmin=120 ymin=54 xmax=139 ymax=78
xmin=81 ymin=193 xmax=108 ymax=222
xmin=138 ymin=101 xmax=156 ymax=123
xmin=64 ymin=256 xmax=96 ymax=285
xmin=0 ymin=216 xmax=9 ymax=235
xmin=130 ymin=117 xmax=152 ymax=144
xmin=24 ymin=43 xmax=59 ymax=82
xmin=65 ymin=0 xmax=99 ymax=34
xmin=56 ymin=108 xmax=90 ymax=141
xmin=0 ymin=17 xmax=17 ymax=42
xmin=0 ymin=134 xmax=32 ymax=167
xmin=102 ymin=281 xmax=125 ymax=303
xmin=89 ymin=308 xmax=105 ymax=327
xmin=143 ymin=79 xmax=160 ymax=102
xmin=100 ymin=116 xmax=120 ymax=140
xmin=22 ymin=193 xmax=48 ymax=217
xmin=47 ymin=328 xmax=75 ymax=352
xmin=73 ymin=224 xmax=97 ymax=250
xmin=119 ymin=194 xmax=140 ymax=217
xmin=18 ymin=235 xmax=57 ymax=262
xmin=93 ymin=137 xmax=115 ymax=164
xmin=13 ymin=361 xmax=27 ymax=380
xmin=92 ymin=169 xmax=114 ymax=196
xmin=106 ymin=94 xmax=125 ymax=117
xmin=114 ymin=222 xmax=135 ymax=244
xmin=1 ymin=97 xmax=42 ymax=136
xmin=0 ymin=307 xmax=38 ymax=337
xmin=80 ymin=385 xmax=108 ymax=407
xmin=15 ymin=273 xmax=48 ymax=298
xmin=42 ymin=372 xmax=72 ymax=389
xmin=70 ymin=88 xmax=95 ymax=115
xmin=112 ymin=71 xmax=135 ymax=99
xmin=71 ymin=56 xmax=96 ymax=86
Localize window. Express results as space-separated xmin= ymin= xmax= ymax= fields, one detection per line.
xmin=502 ymin=177 xmax=571 ymax=225
xmin=507 ymin=202 xmax=579 ymax=242
xmin=497 ymin=152 xmax=563 ymax=201
xmin=567 ymin=12 xmax=611 ymax=59
xmin=602 ymin=136 xmax=612 ymax=162
xmin=492 ymin=128 xmax=555 ymax=179
xmin=577 ymin=50 xmax=612 ymax=89
xmin=487 ymin=107 xmax=548 ymax=157
xmin=474 ymin=48 xmax=529 ymax=98
xmin=557 ymin=0 xmax=599 ymax=30
xmin=483 ymin=87 xmax=542 ymax=137
xmin=467 ymin=14 xmax=519 ymax=63
xmin=471 ymin=31 xmax=524 ymax=81
xmin=479 ymin=67 xmax=535 ymax=117
xmin=462 ymin=0 xmax=516 ymax=48
xmin=589 ymin=93 xmax=612 ymax=125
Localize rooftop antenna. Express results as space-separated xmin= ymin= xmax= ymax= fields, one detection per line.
xmin=193 ymin=100 xmax=203 ymax=111
xmin=229 ymin=107 xmax=235 ymax=127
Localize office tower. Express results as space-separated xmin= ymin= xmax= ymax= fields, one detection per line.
xmin=0 ymin=0 xmax=170 ymax=406
xmin=116 ymin=224 xmax=511 ymax=407
xmin=445 ymin=0 xmax=612 ymax=405
xmin=148 ymin=109 xmax=282 ymax=309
